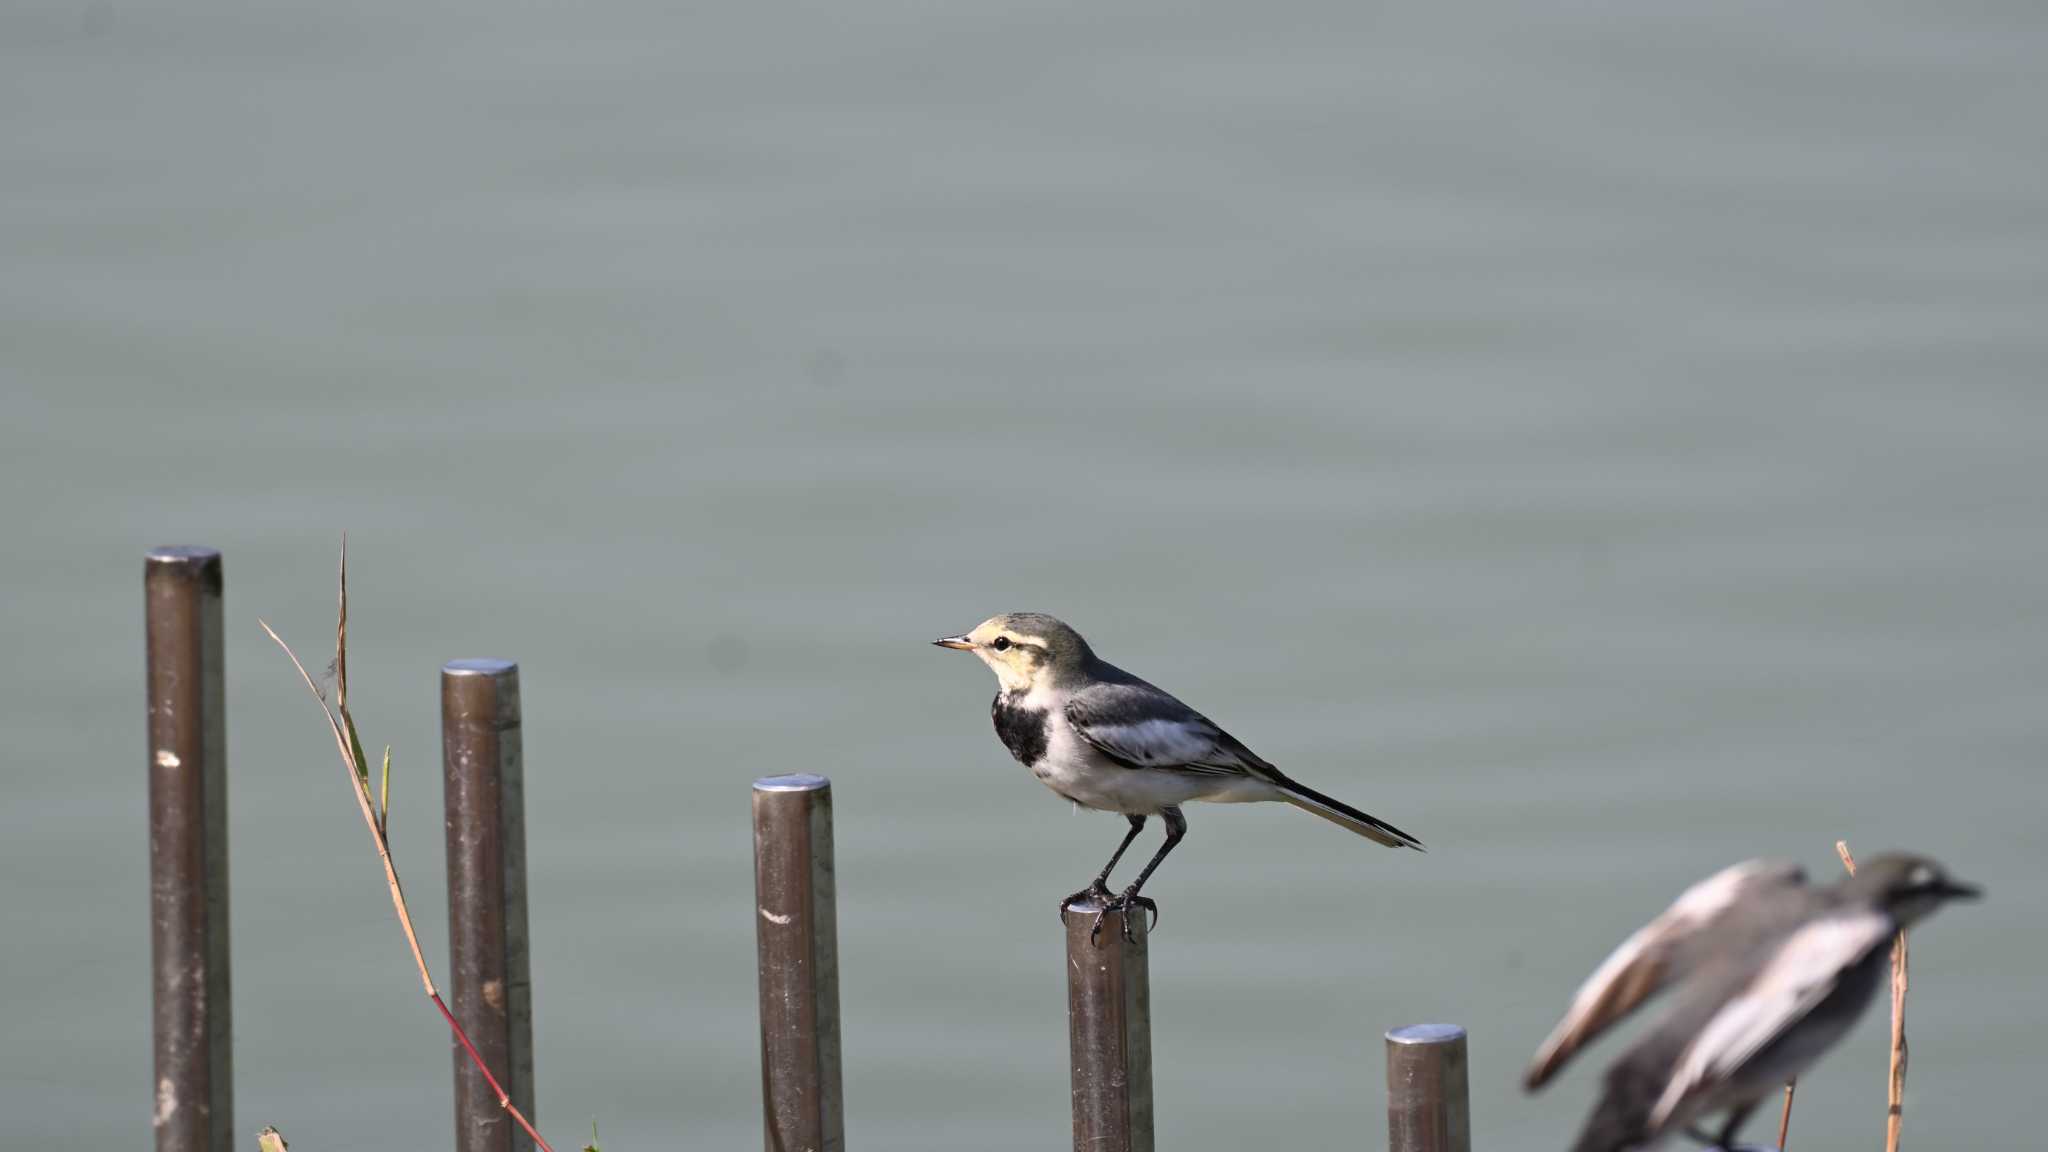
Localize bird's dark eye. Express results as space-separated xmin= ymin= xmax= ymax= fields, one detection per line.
xmin=991 ymin=637 xmax=1011 ymax=651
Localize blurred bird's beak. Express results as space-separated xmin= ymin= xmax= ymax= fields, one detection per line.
xmin=933 ymin=635 xmax=974 ymax=651
xmin=1938 ymin=879 xmax=1984 ymax=901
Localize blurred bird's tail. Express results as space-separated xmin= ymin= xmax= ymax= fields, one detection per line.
xmin=1278 ymin=780 xmax=1423 ymax=850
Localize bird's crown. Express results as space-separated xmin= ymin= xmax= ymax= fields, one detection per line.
xmin=981 ymin=613 xmax=1089 ymax=654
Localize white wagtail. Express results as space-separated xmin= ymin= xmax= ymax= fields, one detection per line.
xmin=1524 ymin=853 xmax=1979 ymax=1152
xmin=934 ymin=613 xmax=1421 ymax=938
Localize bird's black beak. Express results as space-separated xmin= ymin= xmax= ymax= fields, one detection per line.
xmin=933 ymin=635 xmax=974 ymax=651
xmin=1937 ymin=879 xmax=1984 ymax=901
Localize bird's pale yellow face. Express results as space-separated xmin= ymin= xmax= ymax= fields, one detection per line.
xmin=933 ymin=613 xmax=1078 ymax=694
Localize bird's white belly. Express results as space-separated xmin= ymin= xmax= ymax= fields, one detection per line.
xmin=1668 ymin=952 xmax=1887 ymax=1134
xmin=1030 ymin=719 xmax=1245 ymax=814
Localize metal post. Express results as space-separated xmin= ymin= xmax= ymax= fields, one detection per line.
xmin=1386 ymin=1024 xmax=1470 ymax=1152
xmin=144 ymin=546 xmax=233 ymax=1152
xmin=442 ymin=659 xmax=534 ymax=1152
xmin=753 ymin=774 xmax=844 ymax=1152
xmin=1065 ymin=898 xmax=1153 ymax=1152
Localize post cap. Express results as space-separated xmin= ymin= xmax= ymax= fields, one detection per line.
xmin=145 ymin=547 xmax=223 ymax=593
xmin=443 ymin=658 xmax=518 ymax=676
xmin=755 ymin=773 xmax=831 ymax=793
xmin=1387 ymin=1023 xmax=1466 ymax=1046
xmin=147 ymin=545 xmax=223 ymax=564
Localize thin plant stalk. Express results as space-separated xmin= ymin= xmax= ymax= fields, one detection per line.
xmin=1836 ymin=840 xmax=1909 ymax=1152
xmin=261 ymin=540 xmax=554 ymax=1152
xmin=1775 ymin=1078 xmax=1796 ymax=1150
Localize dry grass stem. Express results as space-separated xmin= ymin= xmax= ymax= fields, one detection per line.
xmin=1836 ymin=839 xmax=1909 ymax=1152
xmin=1884 ymin=931 xmax=1908 ymax=1152
xmin=261 ymin=538 xmax=554 ymax=1152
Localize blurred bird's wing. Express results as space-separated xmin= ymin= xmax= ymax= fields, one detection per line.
xmin=1524 ymin=860 xmax=1809 ymax=1089
xmin=1650 ymin=910 xmax=1894 ymax=1127
xmin=1063 ymin=681 xmax=1270 ymax=778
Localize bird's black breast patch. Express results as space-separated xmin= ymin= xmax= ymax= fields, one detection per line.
xmin=991 ymin=694 xmax=1050 ymax=766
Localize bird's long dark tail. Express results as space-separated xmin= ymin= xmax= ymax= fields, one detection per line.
xmin=1277 ymin=778 xmax=1423 ymax=850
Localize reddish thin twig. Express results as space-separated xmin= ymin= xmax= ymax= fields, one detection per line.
xmin=1884 ymin=922 xmax=1909 ymax=1152
xmin=262 ymin=540 xmax=554 ymax=1152
xmin=1837 ymin=839 xmax=1909 ymax=1152
xmin=1775 ymin=1078 xmax=1796 ymax=1150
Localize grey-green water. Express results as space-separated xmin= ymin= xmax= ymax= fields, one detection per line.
xmin=4 ymin=3 xmax=2044 ymax=1149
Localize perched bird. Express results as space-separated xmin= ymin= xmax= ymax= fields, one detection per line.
xmin=1525 ymin=853 xmax=1980 ymax=1152
xmin=933 ymin=612 xmax=1421 ymax=938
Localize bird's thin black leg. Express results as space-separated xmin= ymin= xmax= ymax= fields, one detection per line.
xmin=1684 ymin=1104 xmax=1758 ymax=1151
xmin=1711 ymin=1104 xmax=1757 ymax=1151
xmin=1061 ymin=815 xmax=1146 ymax=921
xmin=1091 ymin=807 xmax=1185 ymax=945
xmin=1121 ymin=807 xmax=1185 ymax=901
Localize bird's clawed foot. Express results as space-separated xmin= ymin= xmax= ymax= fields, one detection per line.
xmin=1059 ymin=882 xmax=1158 ymax=945
xmin=1679 ymin=1124 xmax=1741 ymax=1151
xmin=1085 ymin=889 xmax=1158 ymax=946
xmin=1058 ymin=881 xmax=1114 ymax=924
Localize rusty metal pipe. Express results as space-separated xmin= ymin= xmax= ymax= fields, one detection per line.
xmin=1386 ymin=1023 xmax=1470 ymax=1152
xmin=1065 ymin=898 xmax=1153 ymax=1152
xmin=145 ymin=546 xmax=233 ymax=1152
xmin=752 ymin=774 xmax=844 ymax=1152
xmin=442 ymin=659 xmax=535 ymax=1152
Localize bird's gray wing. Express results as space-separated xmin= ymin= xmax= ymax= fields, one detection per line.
xmin=1649 ymin=909 xmax=1894 ymax=1127
xmin=1524 ymin=860 xmax=1810 ymax=1090
xmin=1063 ymin=681 xmax=1271 ymax=778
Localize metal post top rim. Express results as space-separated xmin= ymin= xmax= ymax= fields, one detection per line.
xmin=443 ymin=658 xmax=519 ymax=676
xmin=146 ymin=545 xmax=223 ymax=564
xmin=1386 ymin=1023 xmax=1467 ymax=1045
xmin=1057 ymin=895 xmax=1137 ymax=916
xmin=754 ymin=772 xmax=831 ymax=793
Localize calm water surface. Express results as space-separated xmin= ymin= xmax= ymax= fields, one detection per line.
xmin=4 ymin=3 xmax=2044 ymax=1149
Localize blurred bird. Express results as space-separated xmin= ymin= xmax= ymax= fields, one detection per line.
xmin=1525 ymin=853 xmax=1980 ymax=1152
xmin=933 ymin=612 xmax=1421 ymax=939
